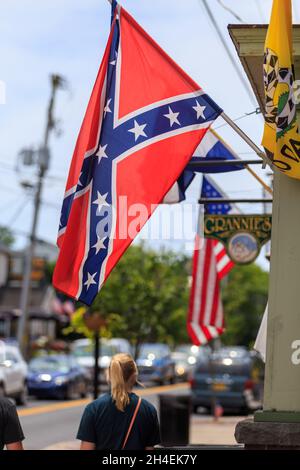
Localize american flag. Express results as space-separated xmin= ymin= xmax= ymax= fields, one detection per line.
xmin=163 ymin=129 xmax=243 ymax=204
xmin=52 ymin=2 xmax=222 ymax=305
xmin=187 ymin=175 xmax=235 ymax=345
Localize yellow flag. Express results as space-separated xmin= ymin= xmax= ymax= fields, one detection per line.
xmin=262 ymin=0 xmax=300 ymax=179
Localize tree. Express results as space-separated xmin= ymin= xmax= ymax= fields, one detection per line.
xmin=91 ymin=244 xmax=190 ymax=352
xmin=0 ymin=226 xmax=14 ymax=247
xmin=221 ymin=264 xmax=268 ymax=347
xmin=50 ymin=241 xmax=268 ymax=351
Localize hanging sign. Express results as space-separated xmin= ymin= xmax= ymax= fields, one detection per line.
xmin=204 ymin=214 xmax=272 ymax=264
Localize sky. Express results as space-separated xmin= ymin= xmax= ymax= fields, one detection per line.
xmin=1 ymin=0 xmax=298 ymax=269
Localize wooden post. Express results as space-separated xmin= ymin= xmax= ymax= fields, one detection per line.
xmin=255 ymin=170 xmax=300 ymax=420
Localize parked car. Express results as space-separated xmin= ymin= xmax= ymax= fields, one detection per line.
xmin=137 ymin=343 xmax=176 ymax=385
xmin=190 ymin=346 xmax=264 ymax=414
xmin=27 ymin=354 xmax=89 ymax=399
xmin=174 ymin=344 xmax=210 ymax=359
xmin=108 ymin=338 xmax=132 ymax=355
xmin=71 ymin=338 xmax=118 ymax=384
xmin=172 ymin=344 xmax=211 ymax=381
xmin=0 ymin=342 xmax=28 ymax=405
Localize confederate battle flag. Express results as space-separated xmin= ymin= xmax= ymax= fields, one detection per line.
xmin=53 ymin=1 xmax=222 ymax=305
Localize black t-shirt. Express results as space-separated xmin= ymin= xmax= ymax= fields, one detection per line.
xmin=0 ymin=398 xmax=25 ymax=450
xmin=77 ymin=393 xmax=160 ymax=450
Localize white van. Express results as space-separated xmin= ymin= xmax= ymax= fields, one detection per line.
xmin=0 ymin=342 xmax=28 ymax=405
xmin=108 ymin=338 xmax=132 ymax=355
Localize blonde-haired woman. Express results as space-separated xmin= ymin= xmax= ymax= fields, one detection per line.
xmin=77 ymin=353 xmax=160 ymax=450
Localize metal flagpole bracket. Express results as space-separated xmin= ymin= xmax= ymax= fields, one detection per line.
xmin=199 ymin=198 xmax=273 ymax=204
xmin=220 ymin=112 xmax=271 ymax=170
xmin=189 ymin=159 xmax=263 ymax=168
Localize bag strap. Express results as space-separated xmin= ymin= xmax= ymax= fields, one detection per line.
xmin=122 ymin=397 xmax=142 ymax=450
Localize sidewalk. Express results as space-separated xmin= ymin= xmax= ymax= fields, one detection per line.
xmin=43 ymin=415 xmax=244 ymax=449
xmin=190 ymin=415 xmax=243 ymax=446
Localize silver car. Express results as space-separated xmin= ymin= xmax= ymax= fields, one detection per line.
xmin=172 ymin=344 xmax=211 ymax=381
xmin=0 ymin=342 xmax=28 ymax=405
xmin=71 ymin=338 xmax=118 ymax=384
xmin=137 ymin=344 xmax=176 ymax=385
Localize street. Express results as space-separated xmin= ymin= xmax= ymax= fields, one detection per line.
xmin=17 ymin=383 xmax=247 ymax=449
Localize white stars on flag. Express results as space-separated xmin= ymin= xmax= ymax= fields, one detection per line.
xmin=77 ymin=172 xmax=83 ymax=187
xmin=96 ymin=144 xmax=109 ymax=164
xmin=109 ymin=52 xmax=118 ymax=66
xmin=128 ymin=120 xmax=147 ymax=141
xmin=193 ymin=100 xmax=206 ymax=120
xmin=92 ymin=191 xmax=110 ymax=211
xmin=92 ymin=236 xmax=107 ymax=254
xmin=104 ymin=99 xmax=112 ymax=117
xmin=164 ymin=106 xmax=180 ymax=127
xmin=84 ymin=272 xmax=97 ymax=290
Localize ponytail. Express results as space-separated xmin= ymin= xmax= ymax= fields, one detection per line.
xmin=109 ymin=354 xmax=137 ymax=412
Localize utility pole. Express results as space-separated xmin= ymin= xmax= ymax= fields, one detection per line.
xmin=17 ymin=74 xmax=65 ymax=358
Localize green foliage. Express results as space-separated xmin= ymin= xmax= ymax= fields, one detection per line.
xmin=221 ymin=264 xmax=268 ymax=348
xmin=51 ymin=242 xmax=268 ymax=351
xmin=0 ymin=226 xmax=14 ymax=247
xmin=91 ymin=243 xmax=190 ymax=351
xmin=63 ymin=307 xmax=93 ymax=339
xmin=64 ymin=307 xmax=112 ymax=339
xmin=45 ymin=261 xmax=56 ymax=284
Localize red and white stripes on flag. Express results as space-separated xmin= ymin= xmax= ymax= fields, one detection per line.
xmin=187 ymin=235 xmax=234 ymax=346
xmin=214 ymin=239 xmax=234 ymax=279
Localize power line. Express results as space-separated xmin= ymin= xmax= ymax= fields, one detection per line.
xmin=0 ymin=162 xmax=17 ymax=173
xmin=7 ymin=227 xmax=56 ymax=246
xmin=254 ymin=0 xmax=266 ymax=23
xmin=0 ymin=184 xmax=27 ymax=196
xmin=213 ymin=107 xmax=261 ymax=130
xmin=0 ymin=183 xmax=62 ymax=211
xmin=45 ymin=173 xmax=66 ymax=183
xmin=41 ymin=199 xmax=61 ymax=210
xmin=0 ymin=159 xmax=67 ymax=183
xmin=199 ymin=0 xmax=257 ymax=107
xmin=0 ymin=196 xmax=24 ymax=215
xmin=239 ymin=151 xmax=257 ymax=155
xmin=7 ymin=197 xmax=32 ymax=227
xmin=217 ymin=0 xmax=245 ymax=23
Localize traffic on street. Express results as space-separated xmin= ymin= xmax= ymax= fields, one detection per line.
xmin=17 ymin=386 xmax=250 ymax=450
xmin=0 ymin=337 xmax=263 ymax=449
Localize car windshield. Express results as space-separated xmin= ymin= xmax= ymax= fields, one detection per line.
xmin=213 ymin=348 xmax=248 ymax=359
xmin=29 ymin=357 xmax=70 ymax=373
xmin=175 ymin=346 xmax=190 ymax=355
xmin=72 ymin=342 xmax=115 ymax=358
xmin=172 ymin=351 xmax=187 ymax=359
xmin=175 ymin=345 xmax=200 ymax=356
xmin=196 ymin=348 xmax=251 ymax=375
xmin=175 ymin=345 xmax=210 ymax=359
xmin=139 ymin=345 xmax=167 ymax=359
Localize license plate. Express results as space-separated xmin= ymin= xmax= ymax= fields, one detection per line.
xmin=211 ymin=382 xmax=228 ymax=392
